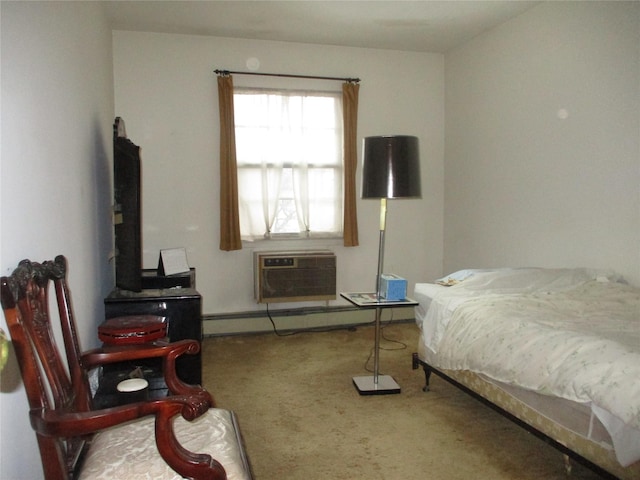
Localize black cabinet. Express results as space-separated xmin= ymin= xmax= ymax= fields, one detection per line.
xmin=103 ymin=287 xmax=203 ymax=386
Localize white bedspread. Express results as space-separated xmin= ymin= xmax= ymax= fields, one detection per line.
xmin=415 ymin=268 xmax=640 ymax=466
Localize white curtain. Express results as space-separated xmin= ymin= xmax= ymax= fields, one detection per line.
xmin=235 ymin=88 xmax=341 ymax=239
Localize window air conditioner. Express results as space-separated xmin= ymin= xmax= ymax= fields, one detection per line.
xmin=254 ymin=250 xmax=336 ymax=304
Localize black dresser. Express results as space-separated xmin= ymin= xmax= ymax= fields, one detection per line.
xmin=95 ymin=271 xmax=202 ymax=407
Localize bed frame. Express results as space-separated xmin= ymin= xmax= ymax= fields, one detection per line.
xmin=412 ymin=353 xmax=640 ymax=480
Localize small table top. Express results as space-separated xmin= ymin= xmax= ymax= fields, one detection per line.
xmin=340 ymin=292 xmax=418 ymax=308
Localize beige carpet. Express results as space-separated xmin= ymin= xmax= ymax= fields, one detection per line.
xmin=202 ymin=321 xmax=606 ymax=480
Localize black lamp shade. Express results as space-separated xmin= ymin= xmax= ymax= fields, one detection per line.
xmin=361 ymin=135 xmax=421 ymax=199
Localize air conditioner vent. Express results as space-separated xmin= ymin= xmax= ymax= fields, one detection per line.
xmin=254 ymin=250 xmax=336 ymax=303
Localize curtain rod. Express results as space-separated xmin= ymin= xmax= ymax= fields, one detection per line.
xmin=214 ymin=69 xmax=360 ymax=83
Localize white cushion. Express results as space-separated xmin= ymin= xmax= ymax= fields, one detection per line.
xmin=79 ymin=408 xmax=251 ymax=480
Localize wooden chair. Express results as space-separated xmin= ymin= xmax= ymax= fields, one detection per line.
xmin=1 ymin=255 xmax=252 ymax=480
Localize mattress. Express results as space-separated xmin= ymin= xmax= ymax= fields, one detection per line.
xmin=414 ymin=268 xmax=640 ymax=468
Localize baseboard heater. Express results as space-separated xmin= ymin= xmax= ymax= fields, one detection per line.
xmin=253 ymin=250 xmax=336 ymax=304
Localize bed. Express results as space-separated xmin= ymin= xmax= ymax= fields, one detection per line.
xmin=411 ymin=268 xmax=640 ymax=479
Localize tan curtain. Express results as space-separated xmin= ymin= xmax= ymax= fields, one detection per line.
xmin=342 ymin=82 xmax=360 ymax=246
xmin=217 ymin=74 xmax=242 ymax=251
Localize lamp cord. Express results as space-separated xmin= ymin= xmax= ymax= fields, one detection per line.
xmin=264 ymin=304 xmax=407 ymax=376
xmin=363 ymin=312 xmax=408 ymax=374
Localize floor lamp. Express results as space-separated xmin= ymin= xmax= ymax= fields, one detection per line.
xmin=354 ymin=135 xmax=421 ymax=395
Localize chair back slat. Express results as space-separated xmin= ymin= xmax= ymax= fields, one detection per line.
xmin=54 ymin=270 xmax=92 ymax=412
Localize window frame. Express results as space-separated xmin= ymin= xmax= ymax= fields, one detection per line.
xmin=233 ymin=86 xmax=344 ymax=241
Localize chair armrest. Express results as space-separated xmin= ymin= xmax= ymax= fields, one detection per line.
xmin=29 ymin=391 xmax=212 ymax=438
xmin=82 ymin=339 xmax=199 ymax=367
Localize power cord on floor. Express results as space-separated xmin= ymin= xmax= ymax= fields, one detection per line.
xmin=266 ymin=303 xmax=370 ymax=336
xmin=265 ymin=304 xmax=409 ymax=375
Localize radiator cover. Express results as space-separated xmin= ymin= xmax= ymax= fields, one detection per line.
xmin=254 ymin=250 xmax=336 ymax=303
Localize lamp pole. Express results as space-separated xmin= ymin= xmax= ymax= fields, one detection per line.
xmin=373 ymin=198 xmax=387 ymax=384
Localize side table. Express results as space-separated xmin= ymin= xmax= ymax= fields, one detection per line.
xmin=341 ymin=292 xmax=418 ymax=395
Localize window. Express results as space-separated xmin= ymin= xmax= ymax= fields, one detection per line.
xmin=234 ymin=88 xmax=343 ymax=240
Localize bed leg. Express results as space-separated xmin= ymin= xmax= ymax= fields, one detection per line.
xmin=563 ymin=454 xmax=573 ymax=476
xmin=422 ymin=367 xmax=432 ymax=392
xmin=412 ymin=353 xmax=432 ymax=392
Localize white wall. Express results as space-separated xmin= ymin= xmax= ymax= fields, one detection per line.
xmin=444 ymin=1 xmax=640 ymax=285
xmin=0 ymin=2 xmax=114 ymax=478
xmin=113 ymin=31 xmax=445 ymax=316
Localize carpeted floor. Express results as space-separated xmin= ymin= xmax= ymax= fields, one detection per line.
xmin=202 ymin=321 xmax=606 ymax=480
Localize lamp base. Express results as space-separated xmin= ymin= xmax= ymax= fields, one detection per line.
xmin=352 ymin=375 xmax=401 ymax=395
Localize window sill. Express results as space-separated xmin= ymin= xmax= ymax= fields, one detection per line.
xmin=241 ymin=234 xmax=343 ymax=245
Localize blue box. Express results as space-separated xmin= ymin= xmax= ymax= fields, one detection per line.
xmin=380 ymin=274 xmax=407 ymax=300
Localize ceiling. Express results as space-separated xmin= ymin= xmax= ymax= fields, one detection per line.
xmin=104 ymin=1 xmax=540 ymax=53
